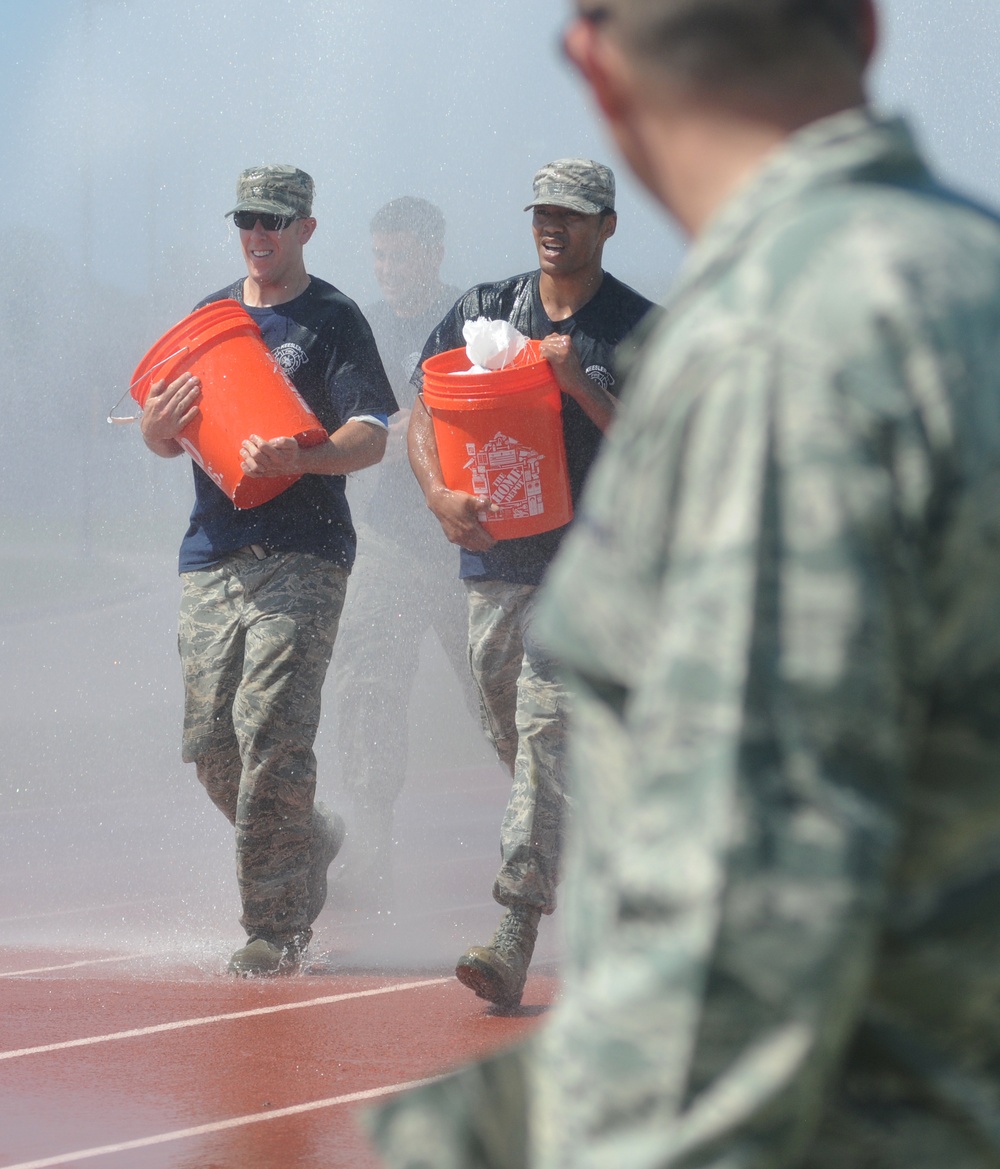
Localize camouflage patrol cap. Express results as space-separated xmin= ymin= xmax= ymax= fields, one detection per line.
xmin=524 ymin=158 xmax=616 ymax=215
xmin=226 ymin=165 xmax=314 ymax=219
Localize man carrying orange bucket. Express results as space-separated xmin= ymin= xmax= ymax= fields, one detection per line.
xmin=408 ymin=159 xmax=655 ymax=1008
xmin=139 ymin=165 xmax=397 ymax=976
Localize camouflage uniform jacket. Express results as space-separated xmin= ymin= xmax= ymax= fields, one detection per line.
xmin=367 ymin=109 xmax=1000 ymax=1168
xmin=532 ymin=108 xmax=1000 ymax=1166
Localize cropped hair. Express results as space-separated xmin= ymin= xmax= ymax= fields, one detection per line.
xmin=603 ymin=0 xmax=868 ymax=84
xmin=370 ymin=196 xmax=446 ymax=246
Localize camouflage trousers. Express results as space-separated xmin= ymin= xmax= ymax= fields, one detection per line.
xmin=178 ymin=548 xmax=348 ymax=947
xmin=333 ymin=524 xmax=478 ymax=829
xmin=366 ymin=1035 xmax=1000 ymax=1169
xmin=366 ymin=1045 xmax=530 ymax=1169
xmin=466 ymin=580 xmax=570 ymax=915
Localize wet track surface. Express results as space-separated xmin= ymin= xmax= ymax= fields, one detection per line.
xmin=0 ymin=552 xmax=561 ymax=1166
xmin=0 ymin=959 xmax=556 ymax=1168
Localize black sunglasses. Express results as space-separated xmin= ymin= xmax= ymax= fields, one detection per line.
xmin=232 ymin=211 xmax=299 ymax=232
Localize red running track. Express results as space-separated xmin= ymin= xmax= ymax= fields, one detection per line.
xmin=0 ymin=578 xmax=560 ymax=1167
xmin=0 ymin=949 xmax=556 ymax=1168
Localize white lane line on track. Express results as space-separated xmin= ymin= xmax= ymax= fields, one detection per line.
xmin=0 ymin=954 xmax=160 ymax=978
xmin=0 ymin=1075 xmax=442 ymax=1169
xmin=0 ymin=977 xmax=451 ymax=1062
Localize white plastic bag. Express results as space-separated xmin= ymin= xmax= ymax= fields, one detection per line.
xmin=460 ymin=317 xmax=527 ymax=373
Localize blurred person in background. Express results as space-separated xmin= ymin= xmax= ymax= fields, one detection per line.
xmin=408 ymin=160 xmax=654 ymax=1010
xmin=333 ymin=196 xmax=477 ymax=911
xmin=367 ymin=0 xmax=1000 ymax=1166
xmin=140 ymin=165 xmax=396 ymax=977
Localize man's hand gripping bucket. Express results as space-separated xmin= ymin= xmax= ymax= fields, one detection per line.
xmin=115 ymin=301 xmax=328 ymax=509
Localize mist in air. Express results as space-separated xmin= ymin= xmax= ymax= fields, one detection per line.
xmin=0 ymin=0 xmax=997 ymax=970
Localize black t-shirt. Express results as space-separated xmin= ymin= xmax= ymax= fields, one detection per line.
xmin=177 ymin=276 xmax=398 ymax=573
xmin=354 ymin=285 xmax=464 ymax=555
xmin=414 ymin=269 xmax=655 ymax=584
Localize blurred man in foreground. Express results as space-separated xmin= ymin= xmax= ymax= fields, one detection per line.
xmin=409 ymin=160 xmax=654 ymax=1010
xmin=333 ymin=196 xmax=476 ymax=909
xmin=141 ymin=166 xmax=396 ymax=976
xmin=367 ymin=1 xmax=1000 ymax=1165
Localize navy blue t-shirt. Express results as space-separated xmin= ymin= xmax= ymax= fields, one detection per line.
xmin=178 ymin=277 xmax=397 ymax=573
xmin=414 ymin=270 xmax=655 ymax=585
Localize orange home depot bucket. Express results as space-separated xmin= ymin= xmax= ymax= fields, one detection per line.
xmin=420 ymin=340 xmax=572 ymax=540
xmin=129 ymin=301 xmax=328 ymax=509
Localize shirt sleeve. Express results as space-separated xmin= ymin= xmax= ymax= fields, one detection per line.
xmin=532 ymin=331 xmax=915 ymax=1168
xmin=326 ymin=302 xmax=399 ymax=426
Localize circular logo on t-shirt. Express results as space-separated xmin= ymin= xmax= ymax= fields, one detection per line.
xmin=585 ymin=365 xmax=615 ymax=390
xmin=272 ymin=343 xmax=309 ymax=376
xmin=403 ymin=350 xmax=422 ymax=382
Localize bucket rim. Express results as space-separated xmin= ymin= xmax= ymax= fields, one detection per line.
xmin=420 ymin=338 xmax=546 ymax=377
xmin=136 ymin=301 xmax=259 ymax=364
xmin=130 ymin=300 xmax=262 ymax=404
xmin=420 ymin=341 xmax=559 ymax=405
xmin=421 ymin=381 xmax=562 ymax=411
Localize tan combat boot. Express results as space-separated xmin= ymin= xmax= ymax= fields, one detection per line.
xmin=306 ymin=805 xmax=347 ymax=925
xmin=227 ymin=936 xmax=302 ymax=977
xmin=455 ymin=904 xmax=542 ymax=1008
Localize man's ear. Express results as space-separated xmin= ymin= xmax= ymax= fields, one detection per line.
xmin=298 ymin=217 xmax=318 ymax=245
xmin=562 ymin=16 xmax=634 ymax=127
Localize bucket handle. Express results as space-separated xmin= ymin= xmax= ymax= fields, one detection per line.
xmin=106 ymin=345 xmax=190 ymax=424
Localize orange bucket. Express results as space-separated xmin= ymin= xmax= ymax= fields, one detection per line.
xmin=420 ymin=340 xmax=572 ymax=539
xmin=129 ymin=301 xmax=328 ymax=509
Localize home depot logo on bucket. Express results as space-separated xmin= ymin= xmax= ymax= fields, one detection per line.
xmin=466 ymin=433 xmax=546 ymax=523
xmin=421 ymin=341 xmax=572 ymax=540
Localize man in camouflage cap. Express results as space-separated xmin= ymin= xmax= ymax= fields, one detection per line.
xmin=523 ymin=157 xmax=616 ymax=216
xmin=227 ymin=163 xmax=315 ymax=220
xmin=406 ymin=159 xmax=654 ymax=1011
xmin=367 ymin=1 xmax=1000 ymax=1166
xmin=140 ymin=164 xmax=397 ymax=977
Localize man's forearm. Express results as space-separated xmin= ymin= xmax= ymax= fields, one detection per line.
xmin=143 ymin=435 xmax=186 ymax=459
xmin=539 ymin=332 xmax=617 ymax=432
xmin=563 ymin=371 xmax=617 ymax=432
xmin=406 ymin=390 xmax=496 ymax=550
xmin=298 ymin=418 xmax=387 ymax=476
xmin=407 ymin=393 xmax=446 ymax=499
